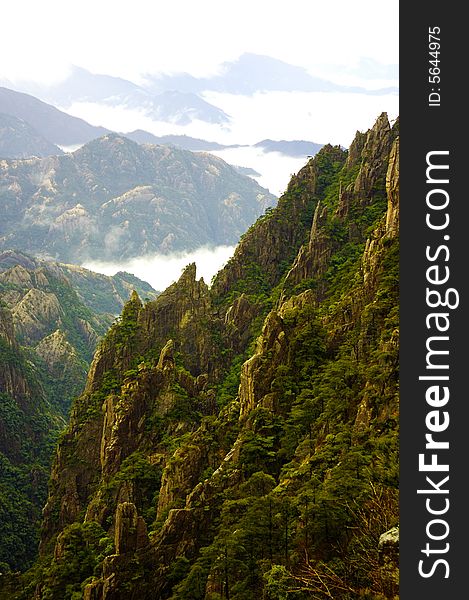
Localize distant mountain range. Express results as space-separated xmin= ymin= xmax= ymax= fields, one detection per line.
xmin=1 ymin=54 xmax=397 ymax=136
xmin=122 ymin=130 xmax=232 ymax=151
xmin=253 ymin=138 xmax=324 ymax=157
xmin=5 ymin=65 xmax=230 ymax=127
xmin=0 ymin=86 xmax=109 ymax=146
xmin=20 ymin=53 xmax=397 ymax=102
xmin=143 ymin=53 xmax=398 ymax=96
xmin=123 ymin=130 xmax=322 ymax=158
xmin=0 ymin=86 xmax=323 ymax=162
xmin=0 ymin=133 xmax=276 ymax=262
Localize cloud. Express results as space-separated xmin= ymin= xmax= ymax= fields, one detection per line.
xmin=63 ymin=90 xmax=399 ymax=196
xmin=83 ymin=245 xmax=236 ymax=293
xmin=210 ymin=146 xmax=307 ymax=197
xmin=201 ymin=90 xmax=399 ymax=147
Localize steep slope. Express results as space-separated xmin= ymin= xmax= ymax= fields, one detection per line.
xmin=0 ymin=262 xmax=102 ymax=420
xmin=3 ymin=114 xmax=399 ymax=599
xmin=0 ymin=134 xmax=276 ymax=262
xmin=0 ymin=254 xmax=159 ymax=576
xmin=0 ymin=251 xmax=159 ymax=414
xmin=0 ymin=113 xmax=63 ymax=159
xmin=0 ymin=304 xmax=65 ymax=573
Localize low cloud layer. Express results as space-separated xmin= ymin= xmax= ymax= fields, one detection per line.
xmin=83 ymin=245 xmax=236 ymax=293
xmin=64 ymin=90 xmax=398 ymax=196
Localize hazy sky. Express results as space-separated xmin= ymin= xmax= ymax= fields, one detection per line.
xmin=1 ymin=0 xmax=399 ymax=291
xmin=1 ymin=0 xmax=398 ymax=84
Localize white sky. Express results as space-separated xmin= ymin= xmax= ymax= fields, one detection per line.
xmin=1 ymin=0 xmax=398 ymax=84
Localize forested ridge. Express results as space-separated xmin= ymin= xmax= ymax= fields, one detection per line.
xmin=0 ymin=113 xmax=399 ymax=599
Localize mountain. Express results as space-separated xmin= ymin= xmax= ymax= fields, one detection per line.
xmin=0 ymin=258 xmax=105 ymax=413
xmin=0 ymin=86 xmax=227 ymax=151
xmin=0 ymin=302 xmax=66 ymax=574
xmin=3 ymin=57 xmax=398 ymax=142
xmin=0 ymin=134 xmax=276 ymax=263
xmin=0 ymin=250 xmax=160 ymax=418
xmin=0 ymin=86 xmax=322 ymax=163
xmin=123 ymin=132 xmax=324 ymax=160
xmin=0 ymin=86 xmax=110 ymax=146
xmin=0 ymin=113 xmax=63 ymax=158
xmin=232 ymin=165 xmax=261 ymax=177
xmin=122 ymin=131 xmax=233 ymax=152
xmin=3 ymin=113 xmax=399 ymax=598
xmin=145 ymin=52 xmax=399 ymax=96
xmin=0 ymin=251 xmax=158 ymax=573
xmin=253 ymin=138 xmax=324 ymax=157
xmin=0 ymin=250 xmax=159 ymax=316
xmin=32 ymin=66 xmax=142 ymax=107
xmin=10 ymin=66 xmax=230 ymax=127
xmin=117 ymin=89 xmax=229 ymax=126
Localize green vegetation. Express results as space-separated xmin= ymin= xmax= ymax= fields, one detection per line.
xmin=16 ymin=522 xmax=114 ymax=600
xmin=0 ymin=344 xmax=64 ymax=571
xmin=40 ymin=274 xmax=105 ymax=363
xmin=168 ymin=226 xmax=398 ymax=597
xmin=162 ymin=130 xmax=399 ymax=599
xmin=104 ymin=452 xmax=162 ymax=526
xmin=0 ymin=117 xmax=399 ymax=599
xmin=0 ymin=264 xmax=147 ymax=574
xmin=0 ymin=457 xmax=51 ymax=571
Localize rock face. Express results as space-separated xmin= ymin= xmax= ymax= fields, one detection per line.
xmin=114 ymin=502 xmax=146 ymax=555
xmin=284 ymin=113 xmax=397 ymax=299
xmin=0 ymin=256 xmax=105 ymax=376
xmin=0 ymin=134 xmax=276 ymax=262
xmin=379 ymin=526 xmax=399 ymax=563
xmin=35 ymin=329 xmax=81 ymax=375
xmin=14 ymin=114 xmax=399 ymax=599
xmin=0 ymin=250 xmax=159 ymax=370
xmin=378 ymin=526 xmax=399 ymax=596
xmin=12 ymin=288 xmax=63 ymax=344
xmin=211 ymin=144 xmax=342 ymax=299
xmin=0 ymin=306 xmax=34 ymax=423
